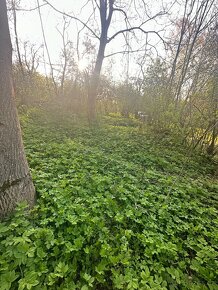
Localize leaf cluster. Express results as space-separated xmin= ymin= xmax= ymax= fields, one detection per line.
xmin=0 ymin=112 xmax=217 ymax=289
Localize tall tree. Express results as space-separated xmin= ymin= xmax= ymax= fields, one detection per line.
xmin=169 ymin=0 xmax=216 ymax=103
xmin=44 ymin=0 xmax=166 ymax=121
xmin=0 ymin=0 xmax=35 ymax=218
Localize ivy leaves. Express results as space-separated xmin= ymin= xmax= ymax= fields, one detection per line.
xmin=0 ymin=114 xmax=217 ymax=289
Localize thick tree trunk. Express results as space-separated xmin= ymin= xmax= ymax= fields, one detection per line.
xmin=0 ymin=0 xmax=35 ymax=218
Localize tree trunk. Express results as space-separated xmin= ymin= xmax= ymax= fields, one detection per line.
xmin=0 ymin=0 xmax=35 ymax=218
xmin=88 ymin=39 xmax=106 ymax=122
xmin=87 ymin=0 xmax=114 ymax=122
xmin=207 ymin=86 xmax=218 ymax=155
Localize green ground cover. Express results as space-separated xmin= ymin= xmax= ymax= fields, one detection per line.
xmin=0 ymin=112 xmax=217 ymax=289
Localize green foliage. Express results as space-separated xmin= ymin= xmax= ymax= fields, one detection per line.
xmin=0 ymin=112 xmax=217 ymax=289
xmin=13 ymin=63 xmax=54 ymax=110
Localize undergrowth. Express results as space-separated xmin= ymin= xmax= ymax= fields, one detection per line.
xmin=0 ymin=111 xmax=217 ymax=289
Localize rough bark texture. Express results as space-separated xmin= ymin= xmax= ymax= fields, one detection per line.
xmin=0 ymin=0 xmax=35 ymax=218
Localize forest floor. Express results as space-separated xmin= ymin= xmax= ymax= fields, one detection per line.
xmin=0 ymin=110 xmax=218 ymax=290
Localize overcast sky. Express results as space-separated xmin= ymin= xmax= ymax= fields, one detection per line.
xmin=10 ymin=0 xmax=178 ymax=81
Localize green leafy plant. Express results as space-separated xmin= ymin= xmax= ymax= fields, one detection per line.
xmin=0 ymin=112 xmax=217 ymax=289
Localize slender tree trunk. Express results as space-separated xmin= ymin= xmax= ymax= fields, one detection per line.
xmin=87 ymin=0 xmax=114 ymax=122
xmin=12 ymin=0 xmax=24 ymax=75
xmin=37 ymin=0 xmax=58 ymax=97
xmin=0 ymin=0 xmax=35 ymax=218
xmin=12 ymin=0 xmax=26 ymax=107
xmin=88 ymin=39 xmax=106 ymax=122
xmin=207 ymin=81 xmax=218 ymax=155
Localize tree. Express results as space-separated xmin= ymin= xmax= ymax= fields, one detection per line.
xmin=56 ymin=17 xmax=74 ymax=98
xmin=193 ymin=22 xmax=218 ymax=155
xmin=206 ymin=23 xmax=218 ymax=155
xmin=169 ymin=0 xmax=217 ymax=103
xmin=10 ymin=0 xmax=24 ymax=76
xmin=37 ymin=0 xmax=58 ymax=97
xmin=43 ymin=0 xmax=166 ymax=121
xmin=0 ymin=0 xmax=35 ymax=218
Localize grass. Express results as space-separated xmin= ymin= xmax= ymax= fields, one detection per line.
xmin=0 ymin=110 xmax=217 ymax=290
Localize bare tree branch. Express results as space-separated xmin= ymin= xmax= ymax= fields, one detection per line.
xmin=42 ymin=0 xmax=100 ymax=40
xmin=7 ymin=3 xmax=47 ymax=12
xmin=105 ymin=48 xmax=148 ymax=58
xmin=108 ymin=27 xmax=166 ymax=45
xmin=113 ymin=8 xmax=128 ymax=20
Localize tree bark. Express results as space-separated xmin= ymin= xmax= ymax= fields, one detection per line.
xmin=87 ymin=0 xmax=113 ymax=122
xmin=88 ymin=39 xmax=106 ymax=122
xmin=0 ymin=0 xmax=35 ymax=218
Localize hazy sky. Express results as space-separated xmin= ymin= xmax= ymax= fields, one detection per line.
xmin=11 ymin=0 xmax=177 ymax=81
